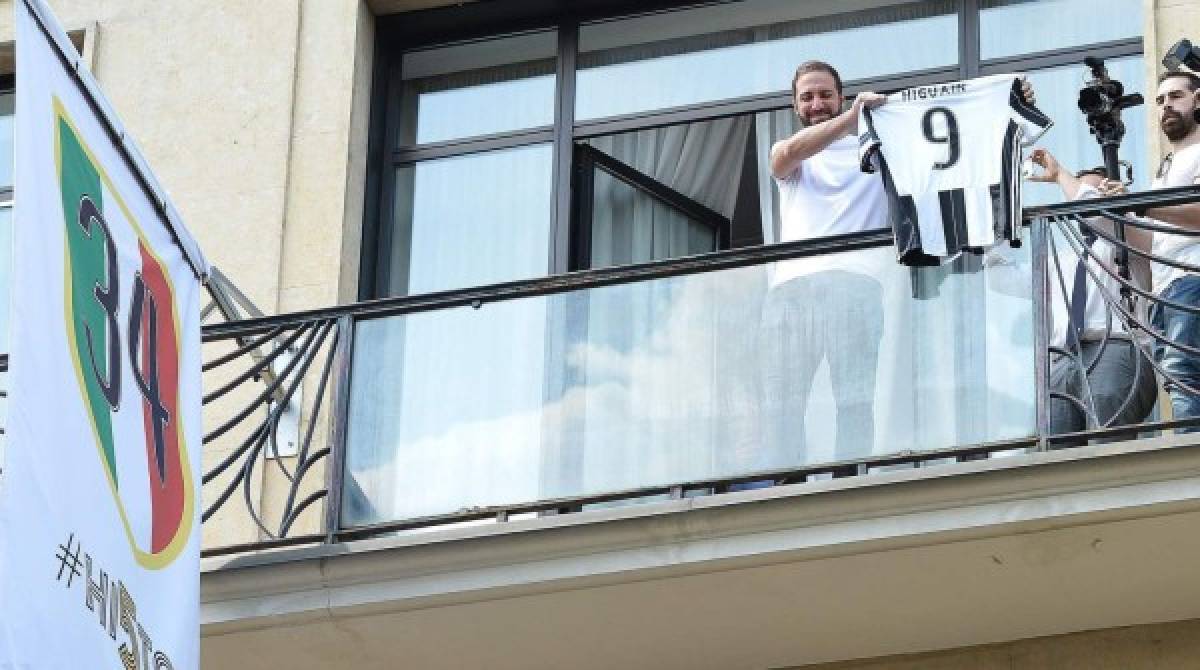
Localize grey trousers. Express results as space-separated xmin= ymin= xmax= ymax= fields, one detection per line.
xmin=1049 ymin=339 xmax=1157 ymax=439
xmin=759 ymin=271 xmax=884 ymax=466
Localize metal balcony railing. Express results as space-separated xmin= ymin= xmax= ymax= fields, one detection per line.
xmin=1026 ymin=185 xmax=1200 ymax=444
xmin=189 ymin=185 xmax=1200 ymax=557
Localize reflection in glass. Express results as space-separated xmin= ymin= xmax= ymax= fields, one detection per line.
xmin=981 ymin=0 xmax=1141 ymax=60
xmin=386 ymin=144 xmax=553 ymax=296
xmin=576 ymin=0 xmax=957 ymax=120
xmin=1021 ymin=57 xmax=1148 ymax=205
xmin=398 ymin=31 xmax=556 ymax=145
xmin=343 ymin=244 xmax=1036 ymax=525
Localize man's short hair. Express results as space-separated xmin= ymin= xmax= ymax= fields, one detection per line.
xmin=792 ymin=61 xmax=843 ymax=98
xmin=1075 ymin=166 xmax=1107 ymax=179
xmin=1158 ymin=70 xmax=1200 ymax=91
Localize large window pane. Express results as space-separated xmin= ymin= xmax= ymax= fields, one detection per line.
xmin=343 ymin=244 xmax=1035 ymax=525
xmin=1021 ymin=57 xmax=1148 ymax=205
xmin=576 ymin=0 xmax=957 ymax=121
xmin=386 ymin=144 xmax=553 ymax=296
xmin=981 ymin=0 xmax=1141 ymax=61
xmin=398 ymin=31 xmax=556 ymax=145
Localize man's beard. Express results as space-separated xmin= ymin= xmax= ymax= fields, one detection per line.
xmin=1162 ymin=110 xmax=1197 ymax=142
xmin=800 ymin=110 xmax=835 ymax=127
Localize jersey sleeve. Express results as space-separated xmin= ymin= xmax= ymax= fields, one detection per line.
xmin=1007 ymin=76 xmax=1053 ymax=145
xmin=858 ymin=106 xmax=882 ymax=173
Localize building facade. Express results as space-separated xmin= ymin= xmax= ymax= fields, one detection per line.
xmin=4 ymin=0 xmax=1200 ymax=668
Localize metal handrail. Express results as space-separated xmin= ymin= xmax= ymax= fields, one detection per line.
xmin=191 ymin=185 xmax=1199 ymax=554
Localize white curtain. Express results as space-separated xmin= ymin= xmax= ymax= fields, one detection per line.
xmin=345 ymin=145 xmax=555 ymax=523
xmin=586 ymin=115 xmax=752 ymax=265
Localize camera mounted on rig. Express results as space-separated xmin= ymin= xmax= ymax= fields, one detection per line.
xmin=1077 ymin=56 xmax=1143 ymax=179
xmin=1163 ymin=38 xmax=1200 ymax=73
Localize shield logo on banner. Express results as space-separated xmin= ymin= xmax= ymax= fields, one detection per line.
xmin=56 ymin=97 xmax=194 ymax=569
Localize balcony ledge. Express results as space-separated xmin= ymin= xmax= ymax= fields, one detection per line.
xmin=202 ymin=434 xmax=1200 ymax=669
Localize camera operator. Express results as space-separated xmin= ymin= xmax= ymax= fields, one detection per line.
xmin=1028 ymin=149 xmax=1156 ymax=438
xmin=1141 ymin=71 xmax=1200 ymax=431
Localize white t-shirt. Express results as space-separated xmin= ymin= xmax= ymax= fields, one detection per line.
xmin=771 ymin=134 xmax=887 ymax=285
xmin=1149 ymin=142 xmax=1200 ymax=294
xmin=858 ymin=74 xmax=1052 ymax=265
xmin=1048 ymin=185 xmax=1151 ymax=348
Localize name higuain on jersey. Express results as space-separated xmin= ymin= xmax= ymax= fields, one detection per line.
xmin=901 ymin=83 xmax=969 ymax=102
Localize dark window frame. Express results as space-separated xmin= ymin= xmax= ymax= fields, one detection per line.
xmin=362 ymin=0 xmax=1145 ymax=300
xmin=571 ymin=143 xmax=731 ymax=269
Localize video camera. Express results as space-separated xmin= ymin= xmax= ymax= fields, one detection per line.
xmin=1163 ymin=38 xmax=1200 ymax=72
xmin=1077 ymin=56 xmax=1143 ymax=179
xmin=1074 ymin=56 xmax=1144 ymax=285
xmin=1078 ymin=57 xmax=1143 ymax=136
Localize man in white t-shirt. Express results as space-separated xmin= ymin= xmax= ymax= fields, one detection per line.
xmin=1142 ymin=71 xmax=1200 ymax=430
xmin=758 ymin=61 xmax=889 ymax=471
xmin=754 ymin=63 xmax=1038 ymax=473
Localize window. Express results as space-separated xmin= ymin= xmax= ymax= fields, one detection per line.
xmin=397 ymin=31 xmax=557 ymax=146
xmin=386 ymin=144 xmax=554 ymax=295
xmin=979 ymin=0 xmax=1141 ymax=60
xmin=367 ymin=0 xmax=1147 ymax=298
xmin=575 ymin=0 xmax=958 ymax=121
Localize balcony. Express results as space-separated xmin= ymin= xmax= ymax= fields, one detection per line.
xmin=196 ymin=188 xmax=1200 ymax=667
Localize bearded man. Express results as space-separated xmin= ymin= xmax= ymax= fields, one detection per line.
xmin=754 ymin=61 xmax=890 ymax=472
xmin=1143 ymin=71 xmax=1200 ymax=429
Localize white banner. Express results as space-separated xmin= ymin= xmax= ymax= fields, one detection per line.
xmin=0 ymin=1 xmax=206 ymax=668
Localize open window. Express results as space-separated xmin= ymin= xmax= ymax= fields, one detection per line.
xmin=572 ymin=142 xmax=731 ymax=269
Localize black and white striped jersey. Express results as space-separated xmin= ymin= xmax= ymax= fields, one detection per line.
xmin=858 ymin=74 xmax=1052 ymax=266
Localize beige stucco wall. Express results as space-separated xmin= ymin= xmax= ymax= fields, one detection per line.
xmin=804 ymin=618 xmax=1200 ymax=670
xmin=0 ymin=0 xmax=372 ymax=312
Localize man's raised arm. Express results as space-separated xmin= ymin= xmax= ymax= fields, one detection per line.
xmin=769 ymin=92 xmax=885 ymax=179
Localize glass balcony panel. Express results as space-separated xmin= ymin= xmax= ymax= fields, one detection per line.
xmin=398 ymin=31 xmax=556 ymax=145
xmin=980 ymin=0 xmax=1141 ymax=61
xmin=576 ymin=0 xmax=958 ymax=121
xmin=1020 ymin=56 xmax=1148 ymax=205
xmin=387 ymin=144 xmax=553 ymax=296
xmin=344 ymin=242 xmax=1036 ymax=526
